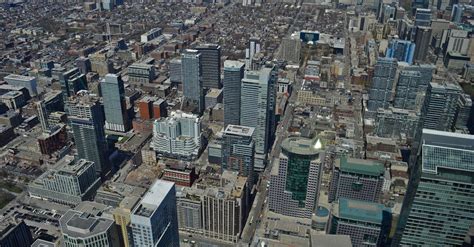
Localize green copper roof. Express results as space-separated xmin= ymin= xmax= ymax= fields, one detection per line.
xmin=339 ymin=157 xmax=385 ymax=176
xmin=338 ymin=198 xmax=387 ymax=224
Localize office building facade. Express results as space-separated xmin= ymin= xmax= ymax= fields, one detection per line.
xmin=222 ymin=125 xmax=255 ymax=185
xmin=423 ymin=81 xmax=462 ymax=131
xmin=367 ymin=58 xmax=398 ymax=112
xmin=395 ymin=129 xmax=474 ymax=246
xmin=60 ymin=203 xmax=120 ymax=247
xmin=375 ymin=107 xmax=422 ymax=140
xmin=223 ymin=60 xmax=245 ymax=127
xmin=128 ymin=63 xmax=156 ymax=84
xmin=386 ymin=39 xmax=415 ymax=64
xmin=4 ymin=74 xmax=37 ymax=96
xmin=67 ymin=95 xmax=109 ymax=176
xmin=413 ymin=26 xmax=432 ymax=62
xmin=102 ymin=74 xmax=130 ymax=132
xmin=169 ymin=58 xmax=182 ymax=84
xmin=195 ymin=44 xmax=221 ymax=89
xmin=0 ymin=220 xmax=33 ymax=247
xmin=279 ymin=36 xmax=301 ymax=64
xmin=269 ymin=137 xmax=324 ymax=218
xmin=131 ymin=180 xmax=179 ymax=247
xmin=182 ymin=49 xmax=204 ymax=113
xmin=28 ymin=156 xmax=101 ymax=206
xmin=328 ymin=157 xmax=385 ymax=203
xmin=393 ymin=70 xmax=423 ymax=110
xmin=328 ymin=198 xmax=390 ymax=246
xmin=240 ymin=67 xmax=276 ymax=170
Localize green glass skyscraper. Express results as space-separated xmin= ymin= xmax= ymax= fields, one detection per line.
xmin=268 ymin=137 xmax=324 ymax=218
xmin=394 ymin=129 xmax=474 ymax=246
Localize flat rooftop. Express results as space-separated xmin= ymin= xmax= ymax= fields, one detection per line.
xmin=337 ymin=157 xmax=385 ymax=177
xmin=423 ymin=128 xmax=474 ymax=150
xmin=134 ymin=179 xmax=174 ymax=217
xmin=5 ymin=74 xmax=35 ymax=81
xmin=281 ymin=137 xmax=322 ymax=156
xmin=337 ymin=198 xmax=386 ymax=224
xmin=224 ymin=60 xmax=245 ymax=69
xmin=224 ymin=125 xmax=255 ymax=137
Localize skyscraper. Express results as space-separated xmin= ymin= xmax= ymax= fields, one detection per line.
xmin=413 ymin=26 xmax=432 ymax=62
xmin=60 ymin=68 xmax=88 ymax=103
xmin=222 ymin=125 xmax=255 ymax=185
xmin=414 ymin=8 xmax=432 ymax=26
xmin=195 ymin=44 xmax=221 ymax=89
xmin=367 ymin=58 xmax=398 ymax=112
xmin=423 ymin=81 xmax=462 ymax=131
xmin=386 ymin=39 xmax=415 ymax=64
xmin=395 ymin=129 xmax=474 ymax=246
xmin=169 ymin=58 xmax=182 ymax=84
xmin=102 ymin=74 xmax=130 ymax=132
xmin=279 ymin=36 xmax=301 ymax=64
xmin=223 ymin=60 xmax=245 ymax=127
xmin=393 ymin=70 xmax=422 ymax=110
xmin=240 ymin=67 xmax=276 ymax=170
xmin=67 ymin=94 xmax=109 ymax=176
xmin=131 ymin=179 xmax=179 ymax=247
xmin=182 ymin=49 xmax=204 ymax=113
xmin=328 ymin=157 xmax=385 ymax=203
xmin=36 ymin=101 xmax=49 ymax=132
xmin=455 ymin=93 xmax=472 ymax=131
xmin=268 ymin=137 xmax=324 ymax=218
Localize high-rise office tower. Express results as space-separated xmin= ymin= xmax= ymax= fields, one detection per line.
xmin=36 ymin=101 xmax=49 ymax=132
xmin=451 ymin=4 xmax=465 ymax=23
xmin=76 ymin=56 xmax=91 ymax=75
xmin=28 ymin=156 xmax=101 ymax=206
xmin=394 ymin=129 xmax=474 ymax=246
xmin=60 ymin=202 xmax=120 ymax=247
xmin=131 ymin=179 xmax=179 ymax=247
xmin=169 ymin=58 xmax=182 ymax=84
xmin=367 ymin=58 xmax=398 ymax=112
xmin=455 ymin=93 xmax=472 ymax=131
xmin=222 ymin=125 xmax=255 ymax=185
xmin=328 ymin=157 xmax=385 ymax=203
xmin=246 ymin=37 xmax=261 ymax=69
xmin=279 ymin=36 xmax=301 ymax=64
xmin=67 ymin=94 xmax=109 ymax=176
xmin=415 ymin=8 xmax=432 ymax=26
xmin=413 ymin=26 xmax=432 ymax=62
xmin=240 ymin=67 xmax=276 ymax=170
xmin=386 ymin=39 xmax=415 ymax=64
xmin=0 ymin=219 xmax=33 ymax=247
xmin=151 ymin=111 xmax=202 ymax=160
xmin=393 ymin=70 xmax=422 ymax=110
xmin=268 ymin=137 xmax=324 ymax=218
xmin=423 ymin=81 xmax=462 ymax=131
xmin=182 ymin=49 xmax=204 ymax=113
xmin=195 ymin=44 xmax=221 ymax=89
xmin=223 ymin=60 xmax=245 ymax=127
xmin=328 ymin=198 xmax=391 ymax=246
xmin=60 ymin=68 xmax=88 ymax=104
xmin=102 ymin=74 xmax=130 ymax=132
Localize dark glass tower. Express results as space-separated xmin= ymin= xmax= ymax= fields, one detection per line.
xmin=67 ymin=93 xmax=109 ymax=176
